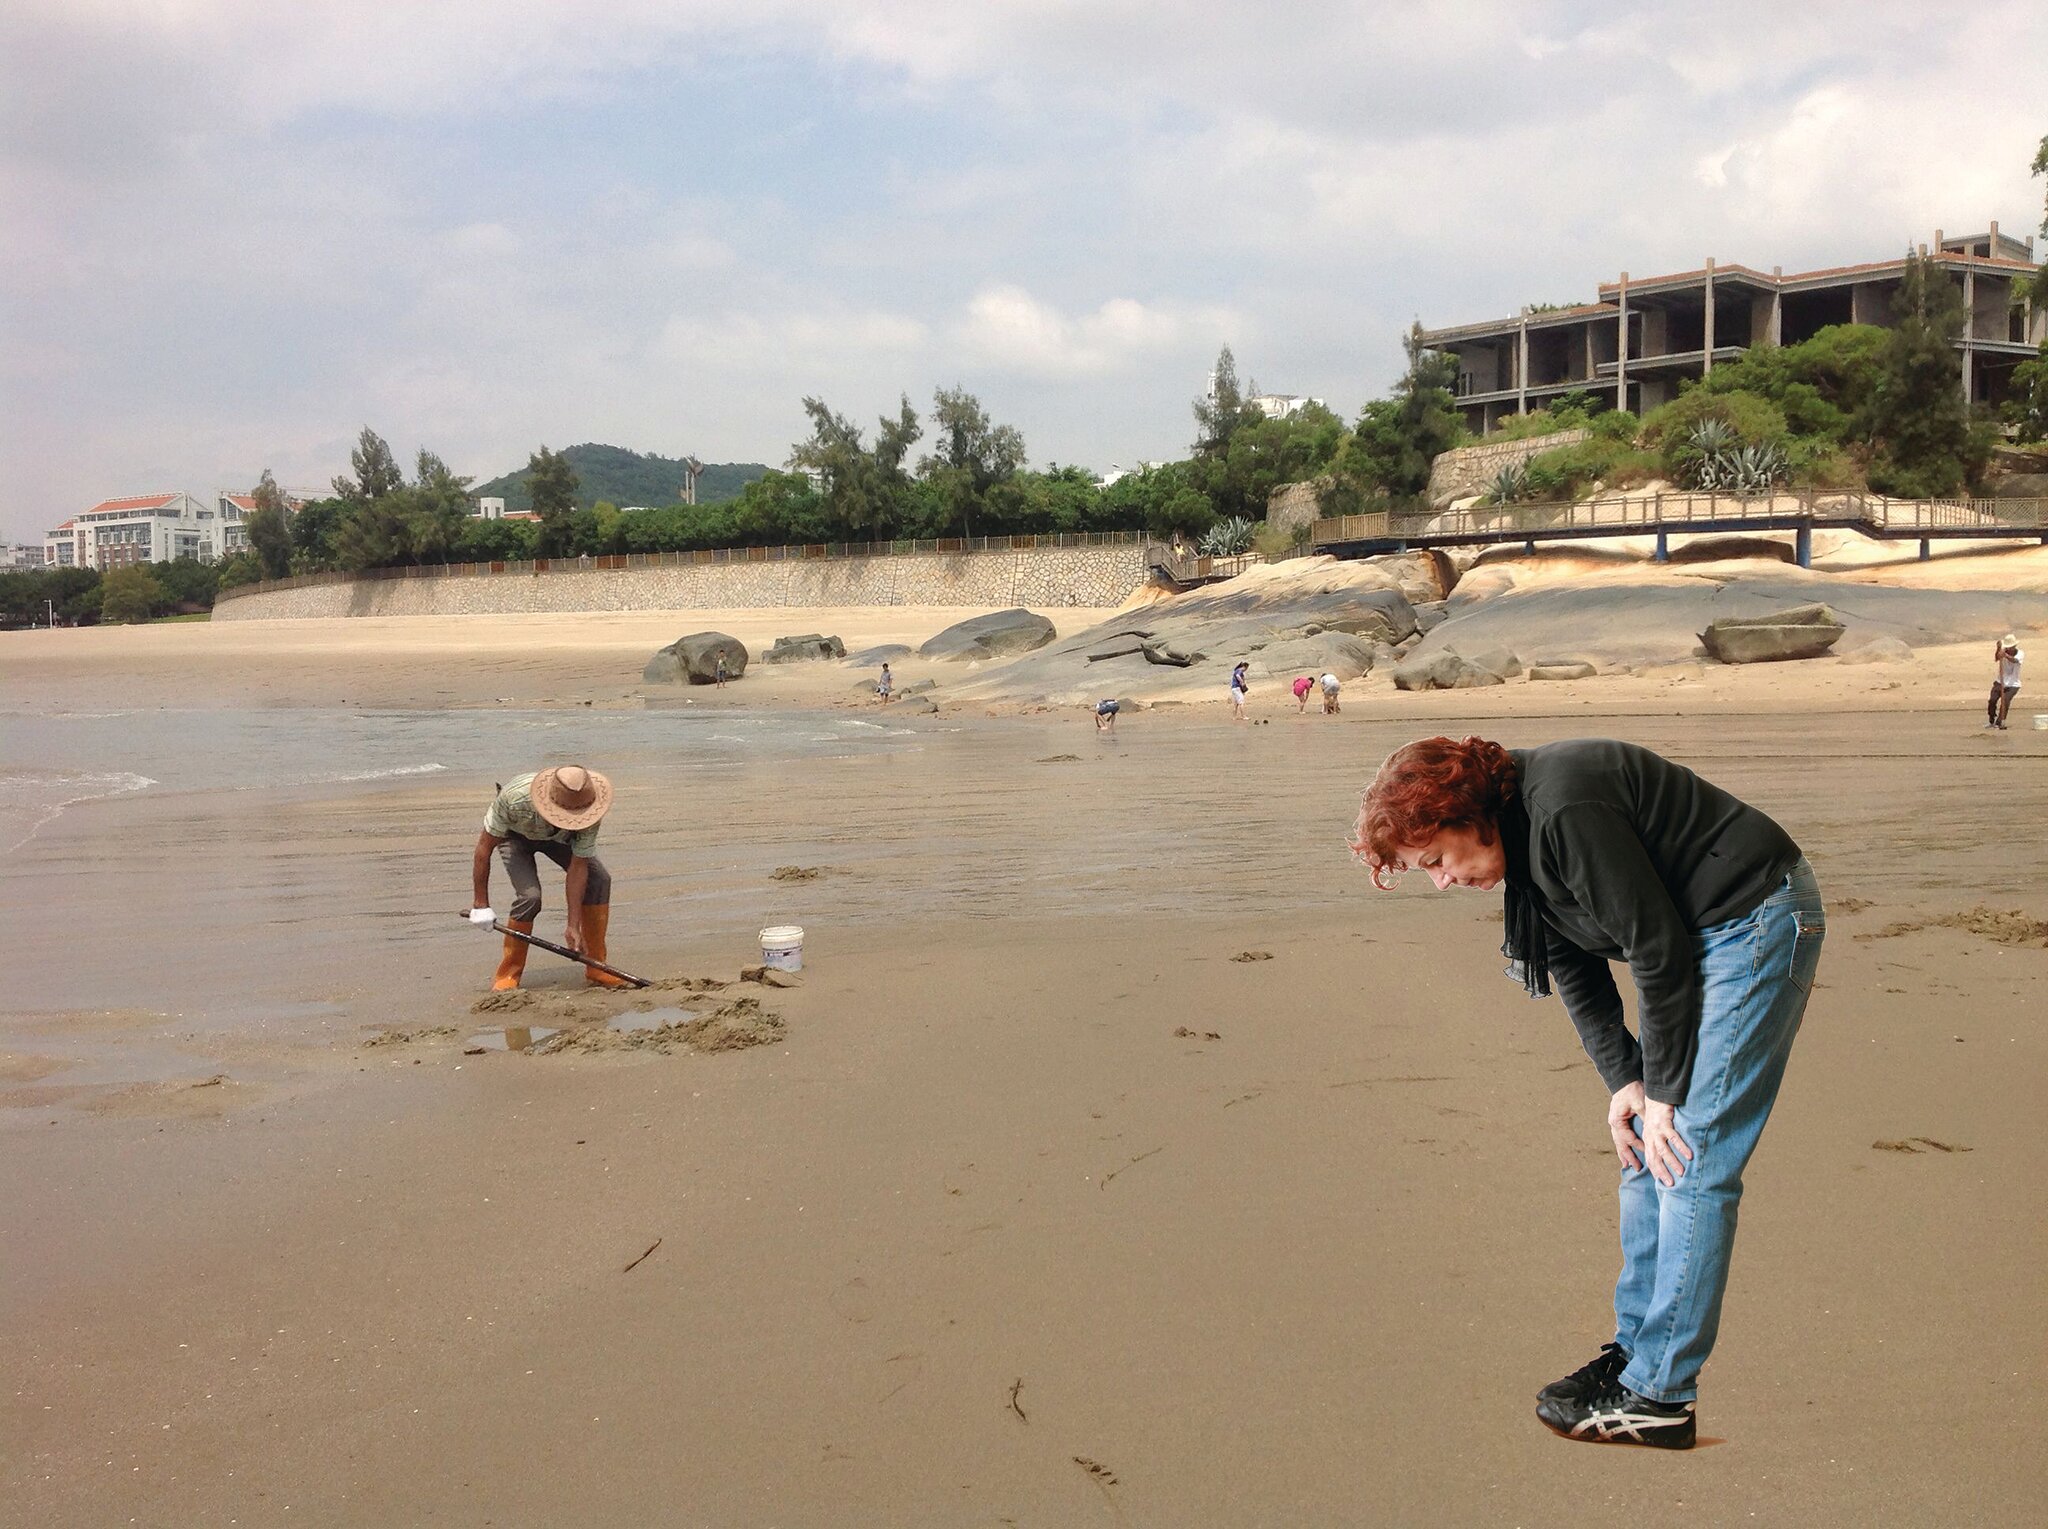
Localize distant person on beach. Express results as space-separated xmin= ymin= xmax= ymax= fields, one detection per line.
xmin=1229 ymin=662 xmax=1250 ymax=721
xmin=877 ymin=663 xmax=894 ymax=703
xmin=1987 ymin=634 xmax=2022 ymax=729
xmin=1320 ymin=671 xmax=1341 ymax=714
xmin=1293 ymin=674 xmax=1315 ymax=713
xmin=1095 ymin=698 xmax=1120 ymax=732
xmin=470 ymin=765 xmax=630 ymax=992
xmin=714 ymin=650 xmax=730 ymax=689
xmin=1354 ymin=736 xmax=1823 ymax=1451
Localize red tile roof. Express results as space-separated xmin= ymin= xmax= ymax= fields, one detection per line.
xmin=222 ymin=493 xmax=259 ymax=511
xmin=85 ymin=493 xmax=179 ymax=514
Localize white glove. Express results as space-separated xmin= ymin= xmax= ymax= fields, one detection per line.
xmin=469 ymin=906 xmax=497 ymax=928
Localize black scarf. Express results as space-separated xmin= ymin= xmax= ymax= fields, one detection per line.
xmin=1498 ymin=792 xmax=1552 ymax=999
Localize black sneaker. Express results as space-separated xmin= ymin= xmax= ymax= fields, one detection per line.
xmin=1536 ymin=1342 xmax=1629 ymax=1406
xmin=1536 ymin=1382 xmax=1696 ymax=1449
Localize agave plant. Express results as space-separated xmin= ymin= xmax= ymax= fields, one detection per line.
xmin=1688 ymin=418 xmax=1737 ymax=457
xmin=1724 ymin=441 xmax=1789 ymax=493
xmin=1486 ymin=462 xmax=1529 ymax=505
xmin=1683 ymin=417 xmax=1741 ymax=491
xmin=1200 ymin=516 xmax=1256 ymax=556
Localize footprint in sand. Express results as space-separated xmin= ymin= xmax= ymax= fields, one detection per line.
xmin=829 ymin=1276 xmax=877 ymax=1324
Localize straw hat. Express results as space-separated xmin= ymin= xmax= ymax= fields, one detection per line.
xmin=2003 ymin=634 xmax=2019 ymax=648
xmin=531 ymin=764 xmax=611 ymax=831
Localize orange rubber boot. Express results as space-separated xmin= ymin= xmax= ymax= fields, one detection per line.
xmin=492 ymin=919 xmax=533 ymax=991
xmin=581 ymin=905 xmax=632 ymax=988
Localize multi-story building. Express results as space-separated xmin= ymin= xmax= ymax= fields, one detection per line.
xmin=56 ymin=493 xmax=217 ymax=570
xmin=43 ymin=520 xmax=79 ymax=567
xmin=1247 ymin=392 xmax=1328 ymax=420
xmin=2 ymin=543 xmax=46 ymax=569
xmin=1422 ymin=223 xmax=2046 ymax=434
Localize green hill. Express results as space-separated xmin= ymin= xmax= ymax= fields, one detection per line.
xmin=474 ymin=444 xmax=768 ymax=511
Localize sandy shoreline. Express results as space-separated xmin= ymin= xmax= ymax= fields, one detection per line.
xmin=4 ymin=591 xmax=2046 ymax=1524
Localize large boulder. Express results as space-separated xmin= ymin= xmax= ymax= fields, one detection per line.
xmin=761 ymin=633 xmax=846 ymax=664
xmin=918 ymin=608 xmax=1058 ymax=661
xmin=1528 ymin=661 xmax=1598 ymax=681
xmin=1251 ymin=631 xmax=1378 ymax=682
xmin=1698 ymin=604 xmax=1846 ymax=664
xmin=643 ymin=632 xmax=749 ymax=684
xmin=1393 ymin=652 xmax=1508 ymax=691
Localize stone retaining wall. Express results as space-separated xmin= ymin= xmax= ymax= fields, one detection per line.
xmin=213 ymin=544 xmax=1151 ymax=620
xmin=1426 ymin=428 xmax=1591 ymax=508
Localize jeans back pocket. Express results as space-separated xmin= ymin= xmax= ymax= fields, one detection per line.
xmin=1789 ymin=910 xmax=1826 ymax=992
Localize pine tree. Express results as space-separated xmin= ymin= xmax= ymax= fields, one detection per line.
xmin=1865 ymin=253 xmax=1971 ymax=497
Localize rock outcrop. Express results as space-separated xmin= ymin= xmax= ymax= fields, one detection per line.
xmin=918 ymin=608 xmax=1058 ymax=661
xmin=643 ymin=632 xmax=749 ymax=684
xmin=761 ymin=633 xmax=846 ymax=663
xmin=1392 ymin=652 xmax=1508 ymax=690
xmin=1698 ymin=604 xmax=1846 ymax=664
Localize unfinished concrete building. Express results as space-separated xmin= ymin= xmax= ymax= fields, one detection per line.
xmin=1422 ymin=224 xmax=2046 ymax=434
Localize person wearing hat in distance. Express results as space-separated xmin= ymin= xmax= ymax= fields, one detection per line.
xmin=468 ymin=765 xmax=630 ymax=990
xmin=1987 ymin=634 xmax=2023 ymax=730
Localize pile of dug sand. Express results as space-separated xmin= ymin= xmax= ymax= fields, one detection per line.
xmin=369 ymin=973 xmax=789 ymax=1057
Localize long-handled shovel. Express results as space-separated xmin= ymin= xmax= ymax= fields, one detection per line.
xmin=457 ymin=914 xmax=651 ymax=988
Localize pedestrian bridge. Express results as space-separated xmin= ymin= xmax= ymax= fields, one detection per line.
xmin=1310 ymin=491 xmax=2048 ymax=568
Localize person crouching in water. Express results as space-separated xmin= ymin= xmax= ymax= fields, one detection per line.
xmin=1352 ymin=735 xmax=1823 ymax=1449
xmin=469 ymin=765 xmax=631 ymax=990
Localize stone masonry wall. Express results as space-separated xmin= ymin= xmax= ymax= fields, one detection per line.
xmin=1425 ymin=428 xmax=1591 ymax=508
xmin=213 ymin=544 xmax=1152 ymax=621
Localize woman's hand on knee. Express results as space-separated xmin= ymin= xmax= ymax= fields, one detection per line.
xmin=1608 ymin=1082 xmax=1648 ymax=1172
xmin=1639 ymin=1098 xmax=1694 ymax=1187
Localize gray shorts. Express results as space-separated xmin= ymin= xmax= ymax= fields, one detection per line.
xmin=498 ymin=834 xmax=611 ymax=922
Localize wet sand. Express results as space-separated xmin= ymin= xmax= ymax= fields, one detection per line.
xmin=4 ymin=609 xmax=2046 ymax=1525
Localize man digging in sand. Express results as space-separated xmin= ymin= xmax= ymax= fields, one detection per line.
xmin=1987 ymin=634 xmax=2022 ymax=730
xmin=469 ymin=765 xmax=632 ymax=991
xmin=1354 ymin=735 xmax=1823 ymax=1449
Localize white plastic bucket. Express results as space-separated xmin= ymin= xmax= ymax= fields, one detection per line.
xmin=760 ymin=924 xmax=805 ymax=972
xmin=2034 ymin=714 xmax=2048 ymax=731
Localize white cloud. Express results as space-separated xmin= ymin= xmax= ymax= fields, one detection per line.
xmin=955 ymin=286 xmax=1239 ymax=377
xmin=2 ymin=1 xmax=2045 ymax=532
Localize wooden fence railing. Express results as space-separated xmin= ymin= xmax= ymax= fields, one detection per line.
xmin=1311 ymin=493 xmax=2048 ymax=545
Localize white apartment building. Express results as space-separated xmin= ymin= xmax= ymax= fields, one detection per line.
xmin=48 ymin=492 xmax=216 ymax=570
xmin=1246 ymin=392 xmax=1327 ymax=420
xmin=2 ymin=543 xmax=46 ymax=569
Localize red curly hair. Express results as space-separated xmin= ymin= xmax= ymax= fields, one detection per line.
xmin=1351 ymin=735 xmax=1519 ymax=889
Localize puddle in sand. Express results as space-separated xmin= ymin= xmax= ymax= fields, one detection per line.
xmin=464 ymin=1025 xmax=560 ymax=1052
xmin=610 ymin=1007 xmax=697 ymax=1033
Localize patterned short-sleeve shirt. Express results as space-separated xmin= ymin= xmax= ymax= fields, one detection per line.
xmin=482 ymin=772 xmax=601 ymax=857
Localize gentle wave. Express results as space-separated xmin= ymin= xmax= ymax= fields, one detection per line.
xmin=1 ymin=770 xmax=159 ymax=852
xmin=310 ymin=763 xmax=450 ymax=785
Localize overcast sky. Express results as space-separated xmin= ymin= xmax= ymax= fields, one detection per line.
xmin=2 ymin=0 xmax=2043 ymax=540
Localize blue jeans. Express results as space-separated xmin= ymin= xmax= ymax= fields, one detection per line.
xmin=1614 ymin=858 xmax=1824 ymax=1403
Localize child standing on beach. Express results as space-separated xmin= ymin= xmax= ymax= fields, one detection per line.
xmin=1230 ymin=662 xmax=1250 ymax=722
xmin=877 ymin=663 xmax=894 ymax=704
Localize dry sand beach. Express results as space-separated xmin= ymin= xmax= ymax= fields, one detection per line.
xmin=4 ymin=546 xmax=2048 ymax=1525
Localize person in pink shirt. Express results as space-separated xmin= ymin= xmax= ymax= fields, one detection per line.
xmin=1293 ymin=674 xmax=1315 ymax=713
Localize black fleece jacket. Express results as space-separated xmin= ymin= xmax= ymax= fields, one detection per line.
xmin=1508 ymin=740 xmax=1800 ymax=1106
